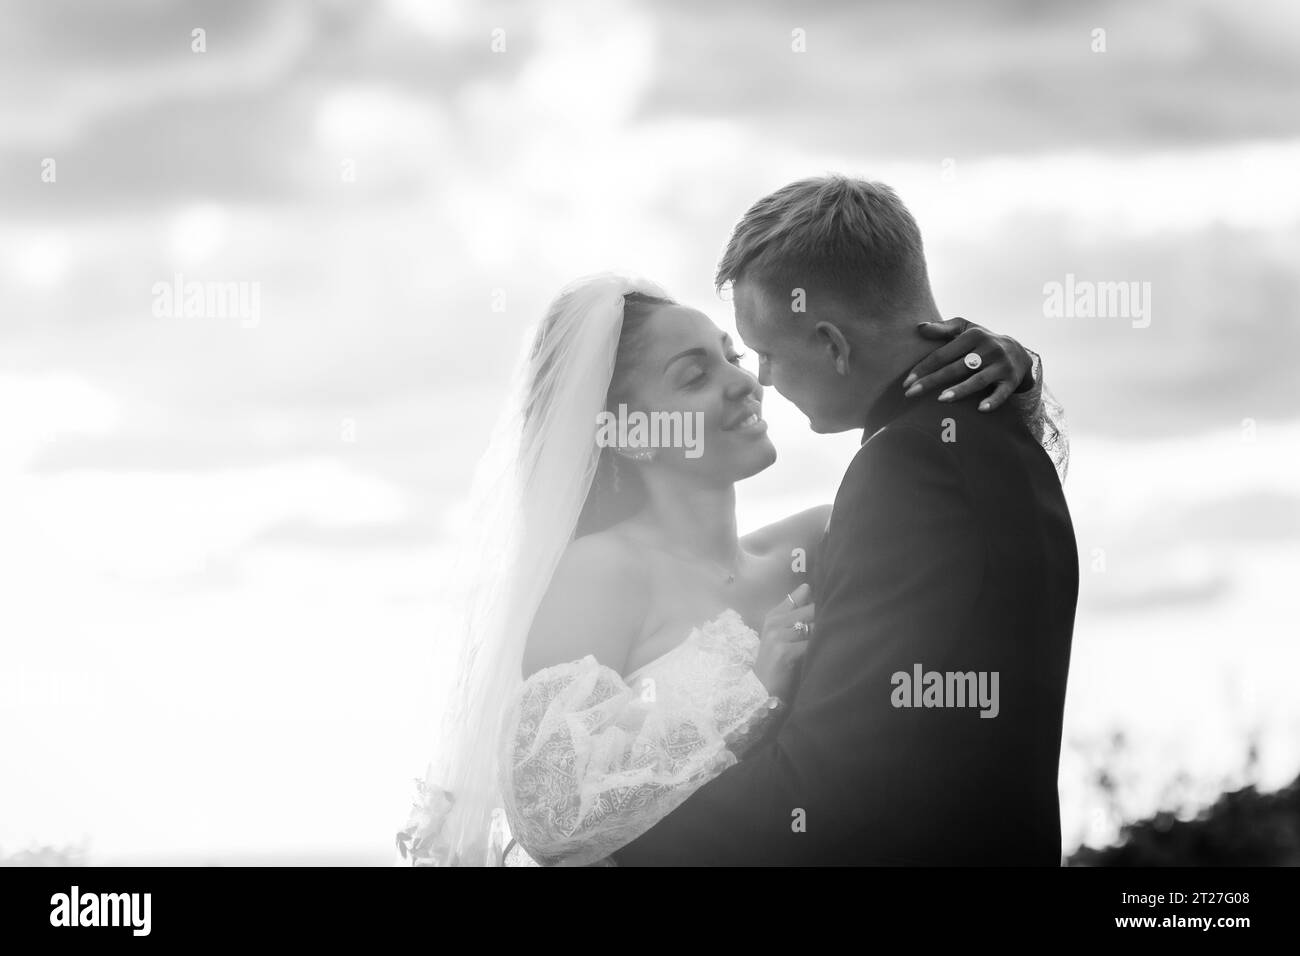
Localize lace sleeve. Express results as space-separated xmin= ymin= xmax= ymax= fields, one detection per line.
xmin=499 ymin=655 xmax=776 ymax=867
xmin=1007 ymin=349 xmax=1070 ymax=482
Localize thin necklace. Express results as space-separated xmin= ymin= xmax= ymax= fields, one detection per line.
xmin=649 ymin=538 xmax=743 ymax=586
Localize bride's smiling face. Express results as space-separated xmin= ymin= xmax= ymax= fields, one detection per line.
xmin=612 ymin=303 xmax=777 ymax=483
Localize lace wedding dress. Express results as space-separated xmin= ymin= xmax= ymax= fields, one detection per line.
xmin=500 ymin=608 xmax=780 ymax=867
xmin=403 ymin=608 xmax=779 ymax=867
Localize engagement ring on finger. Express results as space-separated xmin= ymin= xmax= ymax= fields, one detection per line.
xmin=964 ymin=352 xmax=983 ymax=370
xmin=793 ymin=621 xmax=810 ymax=636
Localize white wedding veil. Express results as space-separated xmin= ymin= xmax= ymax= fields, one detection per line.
xmin=397 ymin=273 xmax=670 ymax=866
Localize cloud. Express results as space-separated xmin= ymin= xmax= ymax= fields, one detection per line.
xmin=0 ymin=0 xmax=319 ymax=143
xmin=924 ymin=220 xmax=1300 ymax=438
xmin=636 ymin=0 xmax=1300 ymax=158
xmin=6 ymin=0 xmax=1300 ymax=218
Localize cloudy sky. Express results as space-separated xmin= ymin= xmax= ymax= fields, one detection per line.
xmin=2 ymin=0 xmax=1298 ymax=862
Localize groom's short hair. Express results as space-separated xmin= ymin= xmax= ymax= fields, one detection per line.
xmin=716 ymin=175 xmax=929 ymax=315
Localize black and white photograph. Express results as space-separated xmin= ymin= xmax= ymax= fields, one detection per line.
xmin=2 ymin=0 xmax=1298 ymax=935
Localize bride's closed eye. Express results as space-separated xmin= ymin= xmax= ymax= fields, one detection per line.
xmin=727 ymin=350 xmax=748 ymax=366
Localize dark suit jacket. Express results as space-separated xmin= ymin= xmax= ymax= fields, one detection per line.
xmin=613 ymin=378 xmax=1079 ymax=865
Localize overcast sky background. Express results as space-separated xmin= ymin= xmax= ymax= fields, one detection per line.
xmin=2 ymin=0 xmax=1298 ymax=863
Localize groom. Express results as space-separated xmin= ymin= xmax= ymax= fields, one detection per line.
xmin=613 ymin=176 xmax=1079 ymax=865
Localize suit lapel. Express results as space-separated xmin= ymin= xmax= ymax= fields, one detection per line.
xmin=812 ymin=509 xmax=832 ymax=600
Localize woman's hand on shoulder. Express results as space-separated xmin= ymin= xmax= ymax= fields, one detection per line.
xmin=904 ymin=317 xmax=1034 ymax=411
xmin=521 ymin=531 xmax=649 ymax=678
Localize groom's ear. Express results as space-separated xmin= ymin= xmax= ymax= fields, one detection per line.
xmin=814 ymin=321 xmax=852 ymax=375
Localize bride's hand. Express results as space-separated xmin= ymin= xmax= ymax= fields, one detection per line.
xmin=901 ymin=317 xmax=1034 ymax=412
xmin=753 ymin=583 xmax=814 ymax=700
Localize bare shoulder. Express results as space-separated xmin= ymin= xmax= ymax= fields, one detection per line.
xmin=521 ymin=529 xmax=650 ymax=677
xmin=741 ymin=504 xmax=833 ymax=558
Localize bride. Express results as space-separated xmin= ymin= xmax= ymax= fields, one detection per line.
xmin=397 ymin=273 xmax=1066 ymax=867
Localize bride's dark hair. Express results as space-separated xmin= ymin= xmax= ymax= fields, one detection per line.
xmin=573 ymin=291 xmax=676 ymax=538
